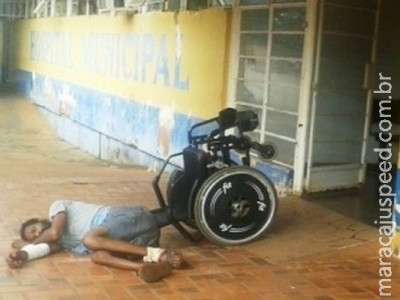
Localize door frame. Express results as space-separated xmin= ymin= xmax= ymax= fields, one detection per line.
xmin=304 ymin=0 xmax=382 ymax=193
xmin=292 ymin=0 xmax=320 ymax=195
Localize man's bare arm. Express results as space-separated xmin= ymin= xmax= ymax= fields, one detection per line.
xmin=33 ymin=212 xmax=67 ymax=244
xmin=6 ymin=243 xmax=62 ymax=269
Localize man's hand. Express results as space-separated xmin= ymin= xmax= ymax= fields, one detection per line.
xmin=11 ymin=239 xmax=29 ymax=249
xmin=6 ymin=250 xmax=28 ymax=269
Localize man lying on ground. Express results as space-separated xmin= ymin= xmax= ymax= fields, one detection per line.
xmin=6 ymin=199 xmax=183 ymax=283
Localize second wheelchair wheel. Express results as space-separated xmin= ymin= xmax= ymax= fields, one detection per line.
xmin=194 ymin=166 xmax=278 ymax=245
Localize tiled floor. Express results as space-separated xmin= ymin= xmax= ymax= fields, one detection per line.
xmin=0 ymin=94 xmax=399 ymax=299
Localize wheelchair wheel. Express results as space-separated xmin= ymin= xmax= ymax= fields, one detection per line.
xmin=194 ymin=166 xmax=277 ymax=245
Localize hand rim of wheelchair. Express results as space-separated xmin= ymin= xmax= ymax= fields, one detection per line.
xmin=194 ymin=166 xmax=278 ymax=246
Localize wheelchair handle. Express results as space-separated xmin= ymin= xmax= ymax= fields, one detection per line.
xmin=187 ymin=117 xmax=218 ymax=145
xmin=251 ymin=141 xmax=276 ymax=160
xmin=187 ymin=108 xmax=259 ymax=146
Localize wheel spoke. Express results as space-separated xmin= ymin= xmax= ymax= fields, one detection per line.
xmin=194 ymin=166 xmax=278 ymax=245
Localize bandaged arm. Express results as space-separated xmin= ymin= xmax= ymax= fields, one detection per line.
xmin=7 ymin=243 xmax=61 ymax=269
xmin=21 ymin=243 xmax=51 ymax=260
xmin=21 ymin=243 xmax=61 ymax=260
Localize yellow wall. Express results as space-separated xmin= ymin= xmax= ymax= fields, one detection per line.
xmin=13 ymin=9 xmax=231 ymax=119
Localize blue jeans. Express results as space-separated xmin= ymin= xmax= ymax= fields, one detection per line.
xmin=100 ymin=205 xmax=160 ymax=247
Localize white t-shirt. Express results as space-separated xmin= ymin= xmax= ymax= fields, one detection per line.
xmin=49 ymin=200 xmax=108 ymax=252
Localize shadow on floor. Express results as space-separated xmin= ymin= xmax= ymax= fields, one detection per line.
xmin=305 ymin=164 xmax=396 ymax=228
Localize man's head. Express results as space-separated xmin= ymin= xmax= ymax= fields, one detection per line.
xmin=20 ymin=218 xmax=52 ymax=241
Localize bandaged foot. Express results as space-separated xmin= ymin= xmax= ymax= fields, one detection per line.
xmin=143 ymin=247 xmax=164 ymax=263
xmin=143 ymin=247 xmax=183 ymax=269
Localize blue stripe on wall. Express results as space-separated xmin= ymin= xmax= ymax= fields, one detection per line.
xmin=11 ymin=69 xmax=293 ymax=196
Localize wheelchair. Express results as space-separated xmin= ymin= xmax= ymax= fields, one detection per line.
xmin=151 ymin=108 xmax=278 ymax=246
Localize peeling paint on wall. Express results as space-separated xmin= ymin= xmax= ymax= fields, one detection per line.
xmin=255 ymin=161 xmax=293 ymax=197
xmin=158 ymin=105 xmax=175 ymax=157
xmin=14 ymin=68 xmax=294 ymax=195
xmin=59 ymin=85 xmax=76 ymax=116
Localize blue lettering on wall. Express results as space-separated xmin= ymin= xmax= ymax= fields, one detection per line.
xmin=122 ymin=35 xmax=136 ymax=80
xmin=174 ymin=32 xmax=189 ymax=91
xmin=174 ymin=57 xmax=189 ymax=90
xmin=30 ymin=31 xmax=190 ymax=91
xmin=30 ymin=32 xmax=74 ymax=68
xmin=153 ymin=35 xmax=170 ymax=87
xmin=141 ymin=34 xmax=154 ymax=82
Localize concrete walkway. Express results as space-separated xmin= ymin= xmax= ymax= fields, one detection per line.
xmin=0 ymin=94 xmax=398 ymax=299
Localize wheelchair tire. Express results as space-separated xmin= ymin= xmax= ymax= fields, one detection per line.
xmin=194 ymin=166 xmax=277 ymax=245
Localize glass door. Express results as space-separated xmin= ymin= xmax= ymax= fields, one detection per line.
xmin=232 ymin=0 xmax=307 ymax=169
xmin=305 ymin=0 xmax=380 ymax=192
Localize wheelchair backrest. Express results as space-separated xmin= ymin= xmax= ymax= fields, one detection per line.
xmin=166 ymin=146 xmax=209 ymax=221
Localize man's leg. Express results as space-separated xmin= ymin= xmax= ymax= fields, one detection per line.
xmin=82 ymin=227 xmax=183 ymax=268
xmin=91 ymin=250 xmax=172 ymax=283
xmin=91 ymin=250 xmax=143 ymax=271
xmin=83 ymin=227 xmax=147 ymax=255
xmin=86 ymin=205 xmax=183 ymax=267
